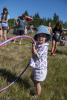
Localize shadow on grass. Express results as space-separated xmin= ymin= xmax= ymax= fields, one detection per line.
xmin=56 ymin=50 xmax=67 ymax=55
xmin=0 ymin=69 xmax=30 ymax=89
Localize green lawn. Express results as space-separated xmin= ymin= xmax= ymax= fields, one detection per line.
xmin=0 ymin=33 xmax=67 ymax=100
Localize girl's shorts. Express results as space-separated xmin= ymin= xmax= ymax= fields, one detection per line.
xmin=31 ymin=68 xmax=47 ymax=82
xmin=2 ymin=26 xmax=8 ymax=30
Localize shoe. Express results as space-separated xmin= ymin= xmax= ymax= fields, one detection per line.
xmin=50 ymin=52 xmax=56 ymax=55
xmin=53 ymin=52 xmax=56 ymax=55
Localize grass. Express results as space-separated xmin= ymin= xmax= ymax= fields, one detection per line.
xmin=0 ymin=32 xmax=67 ymax=100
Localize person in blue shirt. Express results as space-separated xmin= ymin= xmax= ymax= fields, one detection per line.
xmin=0 ymin=6 xmax=10 ymax=41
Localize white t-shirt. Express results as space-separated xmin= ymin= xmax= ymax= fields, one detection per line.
xmin=29 ymin=42 xmax=49 ymax=70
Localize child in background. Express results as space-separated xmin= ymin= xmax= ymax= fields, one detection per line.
xmin=51 ymin=22 xmax=62 ymax=55
xmin=29 ymin=25 xmax=51 ymax=97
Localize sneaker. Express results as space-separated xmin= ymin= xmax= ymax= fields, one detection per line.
xmin=53 ymin=52 xmax=56 ymax=55
xmin=50 ymin=51 xmax=56 ymax=55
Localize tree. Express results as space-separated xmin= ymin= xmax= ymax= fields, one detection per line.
xmin=32 ymin=13 xmax=41 ymax=27
xmin=24 ymin=10 xmax=29 ymax=16
xmin=8 ymin=19 xmax=16 ymax=29
xmin=53 ymin=13 xmax=59 ymax=25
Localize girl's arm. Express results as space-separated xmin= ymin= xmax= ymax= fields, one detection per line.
xmin=32 ymin=42 xmax=38 ymax=57
xmin=2 ymin=19 xmax=8 ymax=23
xmin=16 ymin=19 xmax=19 ymax=25
xmin=2 ymin=14 xmax=10 ymax=23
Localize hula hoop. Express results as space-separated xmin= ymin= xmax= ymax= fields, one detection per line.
xmin=0 ymin=35 xmax=35 ymax=93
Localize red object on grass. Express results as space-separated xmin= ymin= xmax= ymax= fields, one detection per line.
xmin=25 ymin=16 xmax=33 ymax=21
xmin=50 ymin=52 xmax=56 ymax=55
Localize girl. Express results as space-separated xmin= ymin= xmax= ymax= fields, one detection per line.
xmin=29 ymin=25 xmax=51 ymax=97
xmin=51 ymin=22 xmax=62 ymax=55
xmin=1 ymin=7 xmax=10 ymax=41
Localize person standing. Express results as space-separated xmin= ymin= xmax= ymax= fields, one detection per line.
xmin=14 ymin=14 xmax=27 ymax=44
xmin=1 ymin=6 xmax=10 ymax=41
xmin=51 ymin=22 xmax=62 ymax=55
xmin=48 ymin=22 xmax=53 ymax=43
xmin=29 ymin=25 xmax=51 ymax=97
xmin=48 ymin=22 xmax=52 ymax=35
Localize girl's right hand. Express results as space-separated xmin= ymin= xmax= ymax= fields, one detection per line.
xmin=32 ymin=42 xmax=37 ymax=56
xmin=32 ymin=42 xmax=36 ymax=49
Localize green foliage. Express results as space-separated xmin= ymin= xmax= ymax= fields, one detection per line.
xmin=8 ymin=12 xmax=67 ymax=29
xmin=53 ymin=13 xmax=59 ymax=25
xmin=24 ymin=10 xmax=29 ymax=16
xmin=63 ymin=22 xmax=67 ymax=28
xmin=8 ymin=19 xmax=16 ymax=29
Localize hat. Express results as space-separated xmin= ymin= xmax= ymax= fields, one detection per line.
xmin=34 ymin=25 xmax=51 ymax=41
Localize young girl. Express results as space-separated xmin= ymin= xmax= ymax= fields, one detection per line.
xmin=51 ymin=22 xmax=62 ymax=55
xmin=29 ymin=25 xmax=51 ymax=96
xmin=1 ymin=7 xmax=10 ymax=41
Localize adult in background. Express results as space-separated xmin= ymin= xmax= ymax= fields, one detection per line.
xmin=0 ymin=6 xmax=10 ymax=41
xmin=14 ymin=14 xmax=27 ymax=44
xmin=51 ymin=22 xmax=62 ymax=55
xmin=48 ymin=22 xmax=53 ymax=44
xmin=48 ymin=22 xmax=52 ymax=35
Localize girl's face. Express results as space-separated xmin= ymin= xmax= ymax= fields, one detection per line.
xmin=37 ymin=33 xmax=47 ymax=44
xmin=4 ymin=10 xmax=7 ymax=14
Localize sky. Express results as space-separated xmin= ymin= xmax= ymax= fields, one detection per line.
xmin=0 ymin=0 xmax=67 ymax=22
